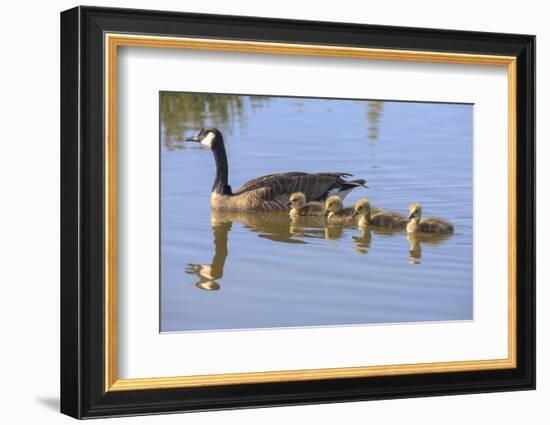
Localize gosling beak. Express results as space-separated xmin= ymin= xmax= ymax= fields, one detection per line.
xmin=185 ymin=132 xmax=201 ymax=142
xmin=408 ymin=212 xmax=416 ymax=219
xmin=353 ymin=210 xmax=359 ymax=217
xmin=287 ymin=201 xmax=292 ymax=207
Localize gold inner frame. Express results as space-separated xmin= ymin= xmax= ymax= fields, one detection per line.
xmin=104 ymin=33 xmax=517 ymax=392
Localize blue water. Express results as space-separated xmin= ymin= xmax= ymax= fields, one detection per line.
xmin=160 ymin=93 xmax=473 ymax=332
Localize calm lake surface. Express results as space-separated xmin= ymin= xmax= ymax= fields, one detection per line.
xmin=160 ymin=93 xmax=473 ymax=332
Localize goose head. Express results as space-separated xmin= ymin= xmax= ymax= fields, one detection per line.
xmin=354 ymin=198 xmax=371 ymax=217
xmin=185 ymin=127 xmax=224 ymax=149
xmin=325 ymin=195 xmax=343 ymax=213
xmin=288 ymin=192 xmax=306 ymax=208
xmin=408 ymin=203 xmax=423 ymax=222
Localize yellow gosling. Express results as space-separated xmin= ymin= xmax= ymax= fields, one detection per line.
xmin=325 ymin=195 xmax=355 ymax=224
xmin=353 ymin=198 xmax=407 ymax=228
xmin=288 ymin=192 xmax=325 ymax=217
xmin=407 ymin=203 xmax=454 ymax=234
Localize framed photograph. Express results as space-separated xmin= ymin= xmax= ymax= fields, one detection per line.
xmin=60 ymin=6 xmax=535 ymax=419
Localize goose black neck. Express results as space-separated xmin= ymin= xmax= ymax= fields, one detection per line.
xmin=211 ymin=139 xmax=232 ymax=195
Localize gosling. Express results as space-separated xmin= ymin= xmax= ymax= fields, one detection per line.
xmin=407 ymin=203 xmax=454 ymax=234
xmin=353 ymin=198 xmax=408 ymax=228
xmin=288 ymin=192 xmax=325 ymax=217
xmin=325 ymin=195 xmax=355 ymax=223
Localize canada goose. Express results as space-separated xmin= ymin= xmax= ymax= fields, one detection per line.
xmin=325 ymin=195 xmax=356 ymax=223
xmin=288 ymin=192 xmax=325 ymax=217
xmin=407 ymin=203 xmax=454 ymax=234
xmin=185 ymin=128 xmax=366 ymax=211
xmin=353 ymin=198 xmax=407 ymax=228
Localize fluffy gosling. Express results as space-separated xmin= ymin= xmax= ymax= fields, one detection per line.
xmin=325 ymin=195 xmax=355 ymax=223
xmin=407 ymin=203 xmax=454 ymax=234
xmin=353 ymin=198 xmax=408 ymax=228
xmin=288 ymin=192 xmax=325 ymax=217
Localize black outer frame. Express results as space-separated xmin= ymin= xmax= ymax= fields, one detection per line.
xmin=60 ymin=5 xmax=535 ymax=419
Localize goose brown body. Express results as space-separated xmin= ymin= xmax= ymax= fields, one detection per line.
xmin=186 ymin=128 xmax=366 ymax=212
xmin=211 ymin=170 xmax=365 ymax=212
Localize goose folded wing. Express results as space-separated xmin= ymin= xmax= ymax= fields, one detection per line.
xmin=234 ymin=172 xmax=356 ymax=202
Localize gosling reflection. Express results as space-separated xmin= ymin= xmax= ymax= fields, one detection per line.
xmin=289 ymin=225 xmax=326 ymax=240
xmin=289 ymin=214 xmax=328 ymax=240
xmin=407 ymin=233 xmax=452 ymax=264
xmin=324 ymin=224 xmax=345 ymax=240
xmin=353 ymin=226 xmax=403 ymax=255
xmin=353 ymin=227 xmax=372 ymax=254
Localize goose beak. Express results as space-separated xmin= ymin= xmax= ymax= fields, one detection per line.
xmin=185 ymin=134 xmax=201 ymax=142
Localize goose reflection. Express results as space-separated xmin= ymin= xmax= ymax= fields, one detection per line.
xmin=407 ymin=233 xmax=452 ymax=264
xmin=186 ymin=210 xmax=330 ymax=291
xmin=211 ymin=209 xmax=323 ymax=244
xmin=185 ymin=221 xmax=230 ymax=291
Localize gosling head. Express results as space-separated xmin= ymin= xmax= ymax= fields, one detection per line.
xmin=408 ymin=203 xmax=423 ymax=221
xmin=288 ymin=192 xmax=306 ymax=208
xmin=354 ymin=198 xmax=371 ymax=217
xmin=325 ymin=195 xmax=343 ymax=213
xmin=185 ymin=127 xmax=224 ymax=149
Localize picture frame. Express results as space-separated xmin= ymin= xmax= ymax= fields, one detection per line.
xmin=60 ymin=5 xmax=535 ymax=419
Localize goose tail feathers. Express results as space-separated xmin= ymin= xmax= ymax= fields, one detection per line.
xmin=328 ymin=179 xmax=367 ymax=200
xmin=342 ymin=179 xmax=367 ymax=189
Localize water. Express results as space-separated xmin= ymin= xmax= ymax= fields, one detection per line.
xmin=160 ymin=93 xmax=473 ymax=332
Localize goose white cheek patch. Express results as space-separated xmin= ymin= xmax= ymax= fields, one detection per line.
xmin=200 ymin=132 xmax=216 ymax=148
